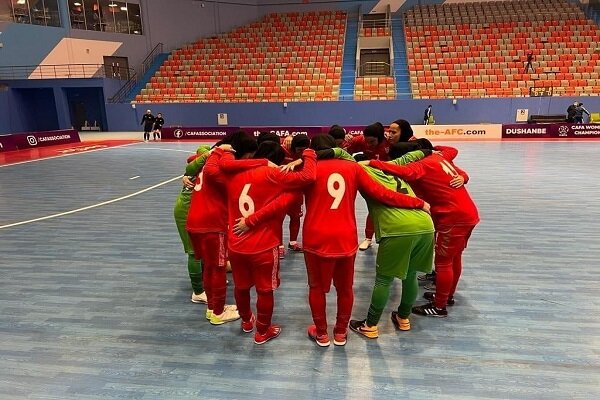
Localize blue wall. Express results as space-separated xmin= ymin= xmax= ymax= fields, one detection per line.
xmin=105 ymin=95 xmax=600 ymax=131
xmin=0 ymin=78 xmax=112 ymax=133
xmin=0 ymin=24 xmax=65 ymax=67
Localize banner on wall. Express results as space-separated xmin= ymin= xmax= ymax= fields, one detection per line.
xmin=0 ymin=134 xmax=18 ymax=153
xmin=412 ymin=124 xmax=502 ymax=140
xmin=502 ymin=123 xmax=600 ymax=139
xmin=162 ymin=127 xmax=241 ymax=140
xmin=10 ymin=129 xmax=80 ymax=149
xmin=163 ymin=125 xmax=504 ymax=140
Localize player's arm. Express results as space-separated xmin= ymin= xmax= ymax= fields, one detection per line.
xmin=185 ymin=151 xmax=210 ymax=177
xmin=271 ymin=149 xmax=317 ymax=188
xmin=389 ymin=149 xmax=430 ymax=166
xmin=282 ymin=147 xmax=352 ymax=172
xmin=368 ymin=159 xmax=425 ymax=182
xmin=434 ymin=145 xmax=459 ymax=161
xmin=233 ymin=192 xmax=299 ymax=235
xmin=314 ymin=147 xmax=355 ymax=162
xmin=356 ymin=166 xmax=426 ymax=210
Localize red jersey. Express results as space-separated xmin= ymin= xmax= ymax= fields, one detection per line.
xmin=186 ymin=149 xmax=266 ymax=233
xmin=370 ymin=146 xmax=479 ymax=227
xmin=250 ymin=159 xmax=425 ymax=257
xmin=342 ymin=135 xmax=390 ymax=161
xmin=221 ymin=149 xmax=317 ymax=254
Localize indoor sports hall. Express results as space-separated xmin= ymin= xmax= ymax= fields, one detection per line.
xmin=1 ymin=0 xmax=600 ymax=399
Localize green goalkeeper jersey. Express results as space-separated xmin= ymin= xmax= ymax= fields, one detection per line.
xmin=331 ymin=148 xmax=434 ymax=241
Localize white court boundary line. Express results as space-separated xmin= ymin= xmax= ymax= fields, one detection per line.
xmin=0 ymin=175 xmax=182 ymax=230
xmin=0 ymin=141 xmax=142 ymax=168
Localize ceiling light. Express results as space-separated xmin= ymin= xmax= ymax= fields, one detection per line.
xmin=108 ymin=3 xmax=118 ymax=7
xmin=120 ymin=6 xmax=127 ymax=10
xmin=74 ymin=2 xmax=81 ymax=5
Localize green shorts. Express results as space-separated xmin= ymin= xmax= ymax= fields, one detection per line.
xmin=375 ymin=233 xmax=434 ymax=280
xmin=174 ymin=194 xmax=193 ymax=254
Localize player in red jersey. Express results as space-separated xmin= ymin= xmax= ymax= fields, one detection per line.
xmin=258 ymin=132 xmax=307 ymax=257
xmin=234 ymin=135 xmax=429 ymax=347
xmin=220 ymin=141 xmax=318 ymax=345
xmin=366 ymin=139 xmax=479 ymax=317
xmin=186 ymin=133 xmax=264 ymax=325
xmin=343 ymin=123 xmax=390 ymax=251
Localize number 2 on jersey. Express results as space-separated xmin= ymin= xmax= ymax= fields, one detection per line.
xmin=238 ymin=183 xmax=255 ymax=217
xmin=327 ymin=173 xmax=346 ymax=209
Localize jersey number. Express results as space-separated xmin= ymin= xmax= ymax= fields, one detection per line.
xmin=327 ymin=173 xmax=346 ymax=209
xmin=194 ymin=172 xmax=204 ymax=192
xmin=238 ymin=183 xmax=255 ymax=217
xmin=440 ymin=160 xmax=458 ymax=177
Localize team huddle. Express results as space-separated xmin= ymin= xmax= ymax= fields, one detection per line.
xmin=173 ymin=120 xmax=479 ymax=346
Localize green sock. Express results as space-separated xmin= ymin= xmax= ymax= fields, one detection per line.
xmin=366 ymin=273 xmax=394 ymax=326
xmin=398 ymin=270 xmax=418 ymax=318
xmin=188 ymin=254 xmax=203 ymax=294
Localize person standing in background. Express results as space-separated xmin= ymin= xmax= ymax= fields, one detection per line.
xmin=424 ymin=105 xmax=434 ymax=125
xmin=141 ymin=110 xmax=155 ymax=142
xmin=566 ymin=101 xmax=578 ymax=122
xmin=574 ymin=103 xmax=590 ymax=123
xmin=524 ymin=51 xmax=534 ymax=73
xmin=153 ymin=113 xmax=164 ymax=141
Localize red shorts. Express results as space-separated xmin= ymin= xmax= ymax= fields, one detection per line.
xmin=304 ymin=252 xmax=356 ymax=294
xmin=190 ymin=232 xmax=227 ymax=268
xmin=434 ymin=224 xmax=476 ymax=262
xmin=229 ymin=248 xmax=280 ymax=291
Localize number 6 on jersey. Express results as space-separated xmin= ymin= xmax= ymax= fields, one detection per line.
xmin=327 ymin=173 xmax=346 ymax=210
xmin=238 ymin=183 xmax=255 ymax=217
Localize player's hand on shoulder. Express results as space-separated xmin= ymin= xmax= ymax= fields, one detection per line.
xmin=282 ymin=135 xmax=293 ymax=151
xmin=280 ymin=159 xmax=303 ymax=172
xmin=218 ymin=144 xmax=235 ymax=153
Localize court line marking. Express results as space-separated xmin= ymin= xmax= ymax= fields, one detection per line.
xmin=0 ymin=175 xmax=182 ymax=230
xmin=0 ymin=142 xmax=142 ymax=169
xmin=129 ymin=175 xmax=140 ymax=180
xmin=132 ymin=147 xmax=197 ymax=153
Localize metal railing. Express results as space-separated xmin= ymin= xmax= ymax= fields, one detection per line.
xmin=0 ymin=64 xmax=133 ymax=80
xmin=360 ymin=61 xmax=392 ymax=76
xmin=109 ymin=42 xmax=164 ymax=103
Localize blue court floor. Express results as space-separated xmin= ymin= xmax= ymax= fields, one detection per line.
xmin=0 ymin=140 xmax=599 ymax=399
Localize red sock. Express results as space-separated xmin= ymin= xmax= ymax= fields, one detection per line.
xmin=308 ymin=287 xmax=328 ymax=336
xmin=255 ymin=289 xmax=274 ymax=334
xmin=365 ymin=214 xmax=374 ymax=239
xmin=288 ymin=215 xmax=301 ymax=243
xmin=234 ymin=287 xmax=252 ymax=322
xmin=333 ymin=257 xmax=355 ymax=334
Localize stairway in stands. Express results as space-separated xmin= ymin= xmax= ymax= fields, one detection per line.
xmin=340 ymin=15 xmax=359 ymax=100
xmin=391 ymin=17 xmax=412 ymax=99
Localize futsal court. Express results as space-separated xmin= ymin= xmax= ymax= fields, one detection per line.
xmin=0 ymin=139 xmax=598 ymax=399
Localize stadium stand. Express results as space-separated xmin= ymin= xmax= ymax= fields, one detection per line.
xmin=135 ymin=11 xmax=345 ymax=103
xmin=405 ymin=0 xmax=600 ymax=98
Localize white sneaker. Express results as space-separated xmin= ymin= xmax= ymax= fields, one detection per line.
xmin=359 ymin=238 xmax=372 ymax=251
xmin=191 ymin=291 xmax=207 ymax=304
xmin=209 ymin=305 xmax=240 ymax=325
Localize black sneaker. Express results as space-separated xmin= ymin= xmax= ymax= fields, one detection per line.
xmin=423 ymin=292 xmax=455 ymax=306
xmin=417 ymin=272 xmax=436 ymax=282
xmin=412 ymin=303 xmax=448 ymax=318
